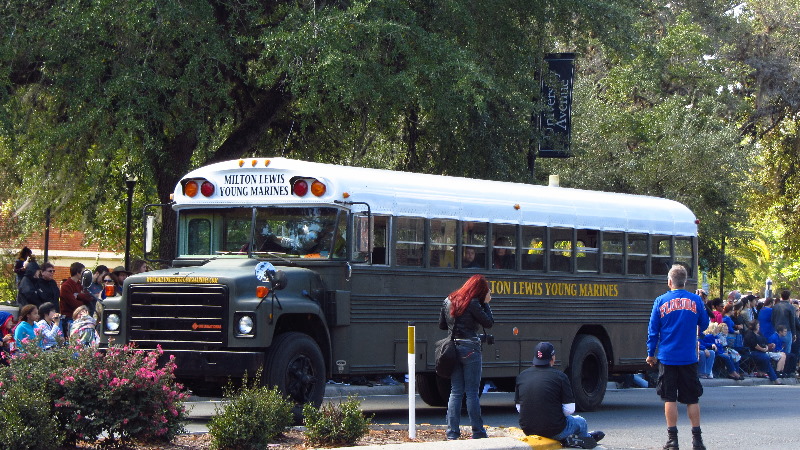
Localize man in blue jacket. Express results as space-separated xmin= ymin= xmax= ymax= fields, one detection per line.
xmin=647 ymin=264 xmax=709 ymax=450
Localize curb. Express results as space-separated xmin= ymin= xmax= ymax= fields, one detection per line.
xmin=340 ymin=437 xmax=540 ymax=450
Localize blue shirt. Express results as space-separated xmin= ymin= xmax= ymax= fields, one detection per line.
xmin=647 ymin=289 xmax=709 ymax=365
xmin=13 ymin=321 xmax=38 ymax=352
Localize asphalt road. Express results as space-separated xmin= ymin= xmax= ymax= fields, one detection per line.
xmin=187 ymin=384 xmax=800 ymax=449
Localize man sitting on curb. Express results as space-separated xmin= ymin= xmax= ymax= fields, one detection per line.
xmin=515 ymin=342 xmax=605 ymax=449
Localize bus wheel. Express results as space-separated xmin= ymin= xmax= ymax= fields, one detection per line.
xmin=416 ymin=373 xmax=448 ymax=407
xmin=265 ymin=332 xmax=326 ymax=418
xmin=569 ymin=334 xmax=608 ymax=412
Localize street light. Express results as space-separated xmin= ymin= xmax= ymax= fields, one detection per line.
xmin=765 ymin=278 xmax=773 ymax=299
xmin=125 ymin=176 xmax=137 ymax=271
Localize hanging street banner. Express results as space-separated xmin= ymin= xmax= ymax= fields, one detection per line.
xmin=538 ymin=53 xmax=575 ymax=158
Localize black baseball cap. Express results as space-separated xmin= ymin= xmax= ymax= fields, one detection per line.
xmin=533 ymin=342 xmax=555 ymax=366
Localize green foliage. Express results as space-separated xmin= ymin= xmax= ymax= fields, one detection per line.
xmin=0 ymin=381 xmax=63 ymax=450
xmin=208 ymin=377 xmax=294 ymax=450
xmin=0 ymin=344 xmax=188 ymax=445
xmin=302 ymin=397 xmax=372 ymax=447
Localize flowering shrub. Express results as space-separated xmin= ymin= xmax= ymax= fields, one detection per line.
xmin=0 ymin=343 xmax=188 ymax=446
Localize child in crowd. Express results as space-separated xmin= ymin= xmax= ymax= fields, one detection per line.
xmin=715 ymin=323 xmax=743 ymax=380
xmin=698 ymin=323 xmax=718 ymax=379
xmin=767 ymin=325 xmax=790 ymax=377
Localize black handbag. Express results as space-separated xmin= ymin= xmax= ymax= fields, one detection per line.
xmin=435 ymin=334 xmax=458 ymax=379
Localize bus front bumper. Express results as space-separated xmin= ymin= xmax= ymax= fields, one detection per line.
xmin=161 ymin=350 xmax=265 ymax=379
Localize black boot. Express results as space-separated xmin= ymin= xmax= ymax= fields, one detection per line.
xmin=692 ymin=426 xmax=706 ymax=450
xmin=663 ymin=427 xmax=679 ymax=450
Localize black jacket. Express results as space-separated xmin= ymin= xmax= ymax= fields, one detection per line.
xmin=439 ymin=297 xmax=493 ymax=340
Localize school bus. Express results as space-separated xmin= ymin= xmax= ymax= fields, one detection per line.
xmin=100 ymin=157 xmax=697 ymax=411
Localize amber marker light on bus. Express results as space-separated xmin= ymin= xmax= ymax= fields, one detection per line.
xmin=238 ymin=159 xmax=244 ymax=167
xmin=184 ymin=180 xmax=199 ymax=197
xmin=514 ymin=204 xmax=521 ymax=210
xmin=264 ymin=159 xmax=270 ymax=167
xmin=251 ymin=159 xmax=258 ymax=167
xmin=200 ymin=181 xmax=215 ymax=197
xmin=343 ymin=192 xmax=350 ymax=198
xmin=293 ymin=179 xmax=309 ymax=197
xmin=256 ymin=286 xmax=269 ymax=298
xmin=311 ymin=180 xmax=326 ymax=197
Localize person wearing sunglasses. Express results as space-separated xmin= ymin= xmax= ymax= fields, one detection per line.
xmin=18 ymin=260 xmax=61 ymax=308
xmin=87 ymin=265 xmax=110 ymax=302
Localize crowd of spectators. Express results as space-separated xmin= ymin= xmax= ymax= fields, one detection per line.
xmin=2 ymin=247 xmax=151 ymax=363
xmin=700 ymin=289 xmax=800 ymax=384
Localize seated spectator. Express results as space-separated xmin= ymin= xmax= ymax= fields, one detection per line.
xmin=767 ymin=325 xmax=791 ymax=377
xmin=1 ymin=311 xmax=17 ymax=359
xmin=492 ymin=237 xmax=515 ymax=270
xmin=714 ymin=323 xmax=743 ymax=380
xmin=69 ymin=305 xmax=99 ymax=348
xmin=462 ymin=247 xmax=482 ymax=268
xmin=743 ymin=321 xmax=781 ymax=384
xmin=14 ymin=304 xmax=40 ymax=353
xmin=697 ymin=323 xmax=717 ymax=379
xmin=515 ymin=342 xmax=605 ymax=448
xmin=35 ymin=302 xmax=64 ymax=350
xmin=722 ymin=304 xmax=743 ymax=347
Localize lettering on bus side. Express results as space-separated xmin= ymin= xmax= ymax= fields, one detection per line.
xmin=489 ymin=280 xmax=619 ymax=297
xmin=218 ymin=174 xmax=289 ymax=197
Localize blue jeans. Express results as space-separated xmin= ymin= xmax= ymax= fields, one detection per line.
xmin=551 ymin=415 xmax=589 ymax=441
xmin=749 ymin=351 xmax=777 ymax=381
xmin=446 ymin=340 xmax=486 ymax=439
xmin=698 ymin=349 xmax=715 ymax=376
xmin=715 ymin=351 xmax=740 ymax=374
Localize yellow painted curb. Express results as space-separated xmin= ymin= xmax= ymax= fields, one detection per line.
xmin=517 ymin=434 xmax=563 ymax=449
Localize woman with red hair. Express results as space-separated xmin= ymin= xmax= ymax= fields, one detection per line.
xmin=438 ymin=274 xmax=494 ymax=440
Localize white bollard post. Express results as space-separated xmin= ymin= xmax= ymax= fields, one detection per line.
xmin=408 ymin=322 xmax=416 ymax=439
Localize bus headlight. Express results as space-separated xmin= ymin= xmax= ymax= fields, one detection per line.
xmin=237 ymin=315 xmax=254 ymax=335
xmin=105 ymin=313 xmax=121 ymax=333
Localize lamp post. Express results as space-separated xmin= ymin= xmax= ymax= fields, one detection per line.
xmin=766 ymin=277 xmax=773 ymax=299
xmin=125 ymin=176 xmax=137 ymax=271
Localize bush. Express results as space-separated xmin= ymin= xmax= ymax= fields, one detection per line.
xmin=208 ymin=377 xmax=294 ymax=450
xmin=0 ymin=343 xmax=189 ymax=445
xmin=0 ymin=381 xmax=64 ymax=450
xmin=303 ymin=397 xmax=371 ymax=447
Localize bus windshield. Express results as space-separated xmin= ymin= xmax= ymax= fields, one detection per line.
xmin=182 ymin=206 xmax=346 ymax=258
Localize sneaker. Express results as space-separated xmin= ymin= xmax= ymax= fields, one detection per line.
xmin=562 ymin=435 xmax=597 ymax=449
xmin=588 ymin=431 xmax=605 ymax=443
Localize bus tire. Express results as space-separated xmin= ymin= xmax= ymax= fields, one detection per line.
xmin=416 ymin=373 xmax=448 ymax=407
xmin=569 ymin=334 xmax=608 ymax=412
xmin=265 ymin=332 xmax=326 ymax=419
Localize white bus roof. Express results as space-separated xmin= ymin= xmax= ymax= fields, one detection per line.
xmin=176 ymin=158 xmax=697 ymax=236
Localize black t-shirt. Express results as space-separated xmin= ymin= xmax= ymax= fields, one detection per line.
xmin=515 ymin=365 xmax=574 ymax=437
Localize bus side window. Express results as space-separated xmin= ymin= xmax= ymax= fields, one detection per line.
xmin=461 ymin=221 xmax=487 ymax=269
xmin=576 ymin=229 xmax=599 ymax=273
xmin=521 ymin=226 xmax=545 ymax=271
xmin=370 ymin=215 xmax=389 ymax=265
xmin=549 ymin=227 xmax=573 ymax=272
xmin=602 ymin=232 xmax=624 ymax=274
xmin=395 ymin=217 xmax=424 ymax=267
xmin=675 ymin=237 xmax=693 ymax=275
xmin=651 ymin=236 xmax=671 ymax=275
xmin=430 ymin=219 xmax=456 ymax=268
xmin=627 ymin=234 xmax=648 ymax=275
xmin=492 ymin=224 xmax=516 ymax=270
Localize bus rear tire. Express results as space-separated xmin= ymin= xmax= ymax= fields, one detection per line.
xmin=569 ymin=334 xmax=608 ymax=412
xmin=416 ymin=373 xmax=449 ymax=407
xmin=265 ymin=332 xmax=326 ymax=420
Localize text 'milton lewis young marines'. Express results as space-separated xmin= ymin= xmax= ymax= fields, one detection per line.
xmin=647 ymin=264 xmax=709 ymax=450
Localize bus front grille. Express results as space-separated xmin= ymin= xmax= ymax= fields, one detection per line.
xmin=127 ymin=284 xmax=228 ymax=351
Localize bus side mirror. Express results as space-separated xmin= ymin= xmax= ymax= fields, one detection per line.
xmin=81 ymin=269 xmax=93 ymax=289
xmin=145 ymin=215 xmax=155 ymax=253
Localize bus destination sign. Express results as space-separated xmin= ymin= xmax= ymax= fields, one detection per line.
xmin=218 ymin=173 xmax=289 ymax=197
xmin=490 ymin=279 xmax=619 ymax=297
